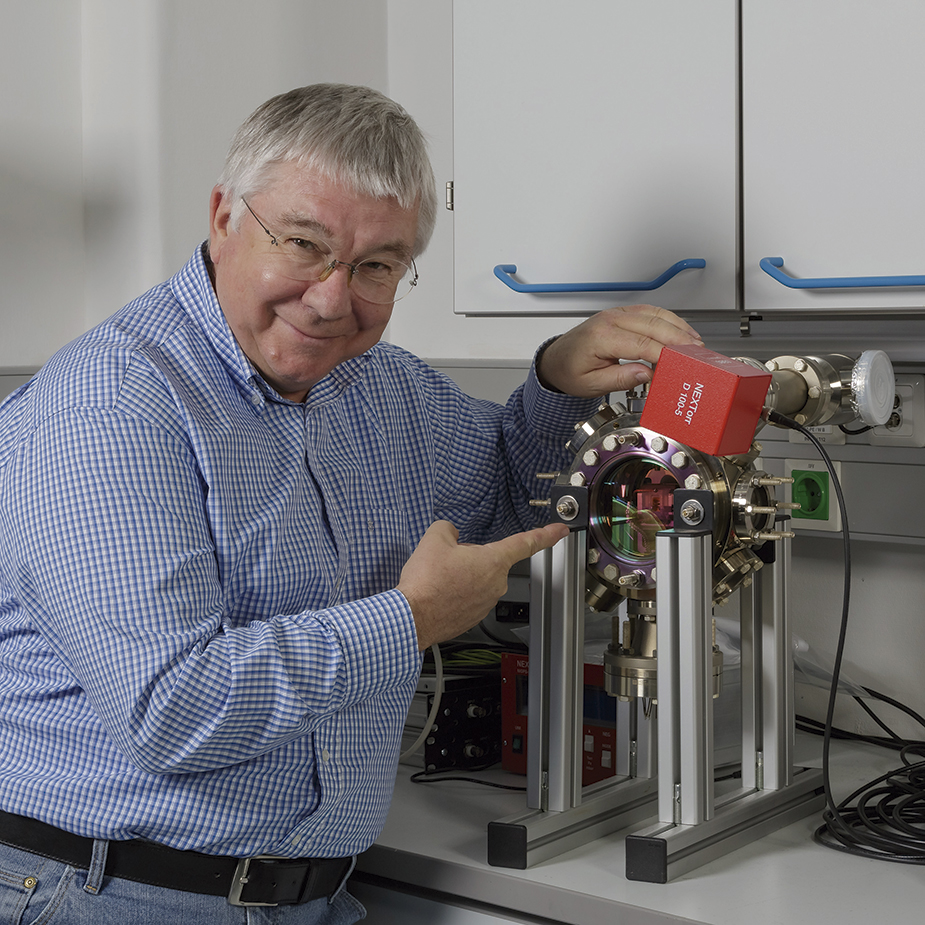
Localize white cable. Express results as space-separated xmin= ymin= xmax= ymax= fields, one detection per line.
xmin=399 ymin=643 xmax=444 ymax=763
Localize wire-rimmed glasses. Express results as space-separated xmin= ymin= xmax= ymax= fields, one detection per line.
xmin=241 ymin=198 xmax=418 ymax=304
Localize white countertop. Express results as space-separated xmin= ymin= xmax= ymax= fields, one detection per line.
xmin=356 ymin=736 xmax=925 ymax=924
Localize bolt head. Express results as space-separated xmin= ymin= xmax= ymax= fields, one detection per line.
xmin=556 ymin=496 xmax=580 ymax=520
xmin=680 ymin=501 xmax=704 ymax=524
xmin=684 ymin=474 xmax=704 ymax=489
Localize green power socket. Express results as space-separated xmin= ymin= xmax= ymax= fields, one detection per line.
xmin=791 ymin=469 xmax=829 ymax=521
xmin=784 ymin=459 xmax=842 ymax=532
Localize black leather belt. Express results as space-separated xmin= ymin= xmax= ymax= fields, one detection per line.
xmin=0 ymin=810 xmax=354 ymax=907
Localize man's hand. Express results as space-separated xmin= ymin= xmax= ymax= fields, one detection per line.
xmin=397 ymin=520 xmax=570 ymax=651
xmin=537 ymin=305 xmax=703 ymax=397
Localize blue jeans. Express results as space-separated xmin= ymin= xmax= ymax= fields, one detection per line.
xmin=0 ymin=842 xmax=366 ymax=924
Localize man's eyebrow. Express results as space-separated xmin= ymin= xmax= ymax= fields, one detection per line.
xmin=277 ymin=211 xmax=334 ymax=239
xmin=277 ymin=210 xmax=413 ymax=261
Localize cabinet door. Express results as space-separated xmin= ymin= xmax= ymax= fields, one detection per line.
xmin=453 ymin=0 xmax=737 ymax=316
xmin=743 ymin=0 xmax=925 ymax=312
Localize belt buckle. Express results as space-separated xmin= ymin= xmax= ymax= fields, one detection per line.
xmin=228 ymin=855 xmax=281 ymax=907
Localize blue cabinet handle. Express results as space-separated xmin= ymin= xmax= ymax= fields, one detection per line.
xmin=493 ymin=258 xmax=706 ymax=293
xmin=760 ymin=256 xmax=925 ymax=290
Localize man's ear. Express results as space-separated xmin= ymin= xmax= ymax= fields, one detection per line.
xmin=208 ymin=185 xmax=233 ymax=263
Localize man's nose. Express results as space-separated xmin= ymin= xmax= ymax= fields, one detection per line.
xmin=304 ymin=261 xmax=354 ymax=315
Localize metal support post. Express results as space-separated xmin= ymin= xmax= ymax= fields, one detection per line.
xmin=626 ymin=527 xmax=824 ymax=883
xmin=526 ymin=532 xmax=586 ymax=812
xmin=654 ymin=528 xmax=715 ymax=826
xmin=488 ymin=532 xmax=659 ymax=869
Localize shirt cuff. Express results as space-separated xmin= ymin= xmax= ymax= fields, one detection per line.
xmin=523 ymin=338 xmax=603 ymax=438
xmin=311 ymin=589 xmax=422 ymax=704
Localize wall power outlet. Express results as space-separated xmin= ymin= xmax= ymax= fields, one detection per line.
xmin=784 ymin=458 xmax=843 ymax=533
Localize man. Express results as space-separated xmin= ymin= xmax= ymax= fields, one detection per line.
xmin=0 ymin=85 xmax=701 ymax=923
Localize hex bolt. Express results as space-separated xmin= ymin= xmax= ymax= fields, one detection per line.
xmin=587 ymin=548 xmax=601 ymax=565
xmin=765 ymin=360 xmax=779 ymax=371
xmin=680 ymin=500 xmax=705 ymax=525
xmin=808 ymin=385 xmax=821 ymax=399
xmin=603 ymin=564 xmax=620 ymax=581
xmin=569 ymin=472 xmax=587 ymax=487
xmin=556 ymin=496 xmax=580 ymax=520
xmin=583 ymin=449 xmax=600 ymax=466
xmin=671 ymin=451 xmax=689 ymax=468
xmin=794 ymin=359 xmax=808 ymax=372
xmin=650 ymin=436 xmax=668 ymax=453
xmin=685 ymin=474 xmax=704 ymax=489
xmin=602 ymin=435 xmax=619 ymax=451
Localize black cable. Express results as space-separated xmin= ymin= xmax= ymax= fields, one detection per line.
xmin=862 ymin=686 xmax=925 ymax=732
xmin=409 ymin=769 xmax=527 ymax=791
xmin=839 ymin=422 xmax=873 ymax=435
xmin=854 ymin=696 xmax=903 ymax=742
xmin=796 ymin=714 xmax=910 ymax=753
xmin=769 ymin=409 xmax=925 ymax=863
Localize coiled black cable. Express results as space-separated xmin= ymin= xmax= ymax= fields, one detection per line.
xmin=768 ymin=409 xmax=925 ymax=863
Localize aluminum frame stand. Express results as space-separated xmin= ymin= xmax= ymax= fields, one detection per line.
xmin=487 ymin=531 xmax=659 ymax=869
xmin=624 ymin=523 xmax=825 ymax=882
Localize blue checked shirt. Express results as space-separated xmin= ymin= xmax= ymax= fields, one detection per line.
xmin=0 ymin=244 xmax=599 ymax=858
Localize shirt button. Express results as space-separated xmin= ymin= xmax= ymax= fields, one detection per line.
xmin=322 ymin=749 xmax=331 ymax=762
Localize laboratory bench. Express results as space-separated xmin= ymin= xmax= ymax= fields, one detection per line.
xmin=351 ymin=736 xmax=925 ymax=924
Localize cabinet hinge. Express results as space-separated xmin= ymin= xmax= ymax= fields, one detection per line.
xmin=445 ymin=181 xmax=454 ymax=211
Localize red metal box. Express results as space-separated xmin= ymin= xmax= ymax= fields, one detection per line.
xmin=639 ymin=345 xmax=771 ymax=456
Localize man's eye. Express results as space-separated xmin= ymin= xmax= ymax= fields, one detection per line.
xmin=286 ymin=237 xmax=320 ymax=253
xmin=360 ymin=260 xmax=400 ymax=278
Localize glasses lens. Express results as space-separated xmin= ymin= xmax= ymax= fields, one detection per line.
xmin=269 ymin=239 xmax=329 ymax=282
xmin=265 ymin=235 xmax=417 ymax=303
xmin=352 ymin=259 xmax=417 ymax=304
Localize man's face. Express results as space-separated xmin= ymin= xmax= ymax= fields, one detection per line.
xmin=208 ymin=161 xmax=419 ymax=402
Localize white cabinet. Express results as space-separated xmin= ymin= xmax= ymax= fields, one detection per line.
xmin=453 ymin=0 xmax=738 ymax=317
xmin=453 ymin=0 xmax=925 ymax=321
xmin=743 ymin=0 xmax=925 ymax=313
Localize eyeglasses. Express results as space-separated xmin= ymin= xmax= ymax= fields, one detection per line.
xmin=240 ymin=198 xmax=418 ymax=304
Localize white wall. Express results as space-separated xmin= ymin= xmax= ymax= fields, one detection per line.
xmin=1 ymin=0 xmax=388 ymax=367
xmin=1 ymin=0 xmax=85 ymax=368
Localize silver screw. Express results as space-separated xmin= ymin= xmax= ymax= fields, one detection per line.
xmin=556 ymin=495 xmax=580 ymax=521
xmin=680 ymin=500 xmax=705 ymax=525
